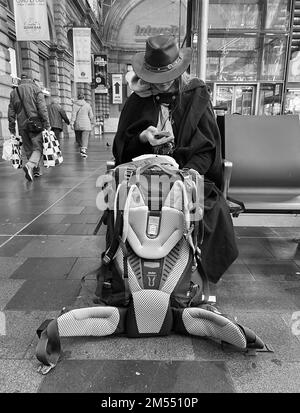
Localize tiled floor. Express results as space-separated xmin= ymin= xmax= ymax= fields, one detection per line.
xmin=0 ymin=135 xmax=299 ymax=393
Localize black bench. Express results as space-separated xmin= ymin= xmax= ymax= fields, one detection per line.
xmin=221 ymin=114 xmax=300 ymax=216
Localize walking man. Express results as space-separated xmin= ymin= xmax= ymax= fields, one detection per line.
xmin=8 ymin=72 xmax=50 ymax=181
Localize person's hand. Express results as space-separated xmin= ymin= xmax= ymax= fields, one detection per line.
xmin=139 ymin=126 xmax=174 ymax=147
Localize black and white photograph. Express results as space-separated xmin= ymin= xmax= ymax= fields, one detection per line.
xmin=0 ymin=0 xmax=299 ymax=400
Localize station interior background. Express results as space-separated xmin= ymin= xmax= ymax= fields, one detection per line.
xmin=1 ymin=0 xmax=300 ymax=141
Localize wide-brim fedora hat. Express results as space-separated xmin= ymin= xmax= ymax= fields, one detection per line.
xmin=132 ymin=35 xmax=192 ymax=84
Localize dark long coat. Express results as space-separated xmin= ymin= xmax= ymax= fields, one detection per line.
xmin=47 ymin=102 xmax=70 ymax=130
xmin=8 ymin=79 xmax=50 ymax=133
xmin=112 ymin=78 xmax=238 ymax=283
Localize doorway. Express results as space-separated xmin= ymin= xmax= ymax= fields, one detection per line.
xmin=214 ymin=84 xmax=257 ymax=115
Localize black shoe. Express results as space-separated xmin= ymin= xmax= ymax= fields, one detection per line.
xmin=33 ymin=168 xmax=41 ymax=177
xmin=23 ymin=165 xmax=33 ymax=182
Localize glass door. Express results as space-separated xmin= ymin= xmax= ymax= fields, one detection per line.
xmin=214 ymin=84 xmax=257 ymax=114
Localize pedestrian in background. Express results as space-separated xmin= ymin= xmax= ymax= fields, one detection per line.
xmin=47 ymin=97 xmax=70 ymax=141
xmin=70 ymin=93 xmax=94 ymax=158
xmin=8 ymin=72 xmax=50 ymax=182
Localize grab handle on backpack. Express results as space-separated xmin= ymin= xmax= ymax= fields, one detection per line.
xmin=136 ymin=162 xmax=178 ymax=179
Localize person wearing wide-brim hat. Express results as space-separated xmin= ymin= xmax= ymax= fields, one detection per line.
xmin=112 ymin=34 xmax=239 ymax=285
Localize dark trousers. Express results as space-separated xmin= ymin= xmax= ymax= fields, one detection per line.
xmin=75 ymin=130 xmax=90 ymax=148
xmin=19 ymin=129 xmax=43 ymax=170
xmin=51 ymin=127 xmax=62 ymax=141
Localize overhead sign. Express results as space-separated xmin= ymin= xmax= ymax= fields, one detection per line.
xmin=112 ymin=74 xmax=123 ymax=104
xmin=93 ymin=54 xmax=108 ymax=94
xmin=13 ymin=0 xmax=50 ymax=41
xmin=73 ymin=28 xmax=92 ymax=83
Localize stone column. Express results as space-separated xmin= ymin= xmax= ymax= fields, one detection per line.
xmin=57 ymin=49 xmax=73 ymax=138
xmin=53 ymin=0 xmax=69 ymax=49
xmin=49 ymin=47 xmax=60 ymax=98
xmin=52 ymin=0 xmax=73 ymax=137
xmin=19 ymin=42 xmax=40 ymax=80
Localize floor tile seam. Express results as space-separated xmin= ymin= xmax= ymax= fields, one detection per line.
xmin=241 ymin=258 xmax=300 ymax=264
xmin=8 ymin=234 xmax=101 ymax=238
xmin=219 ymin=279 xmax=300 ymax=284
xmin=9 ymin=277 xmax=77 ymax=281
xmin=0 ymin=340 xmax=36 ymax=360
xmin=246 ymin=276 xmax=300 ymax=282
xmin=0 ymin=356 xmax=36 ymax=361
xmin=0 ymin=165 xmax=105 ymax=251
xmin=66 ymin=258 xmax=80 ymax=279
xmin=244 ymin=269 xmax=300 ymax=280
xmin=217 ymin=307 xmax=300 ymax=313
xmin=237 ymin=262 xmax=256 ymax=281
xmin=48 ymin=356 xmax=201 ymax=362
xmin=0 ymin=234 xmax=103 ymax=238
xmin=237 ymin=236 xmax=300 ymax=240
xmin=54 ymin=356 xmax=234 ymax=362
xmin=293 ymin=261 xmax=300 ymax=270
xmin=218 ymin=361 xmax=238 ymax=391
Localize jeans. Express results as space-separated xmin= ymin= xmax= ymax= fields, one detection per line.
xmin=75 ymin=130 xmax=90 ymax=149
xmin=20 ymin=129 xmax=43 ymax=169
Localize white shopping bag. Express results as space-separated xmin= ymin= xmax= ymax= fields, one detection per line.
xmin=2 ymin=136 xmax=23 ymax=169
xmin=2 ymin=139 xmax=13 ymax=161
xmin=11 ymin=136 xmax=23 ymax=169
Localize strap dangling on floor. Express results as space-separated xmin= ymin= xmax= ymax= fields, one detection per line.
xmin=36 ymin=319 xmax=61 ymax=374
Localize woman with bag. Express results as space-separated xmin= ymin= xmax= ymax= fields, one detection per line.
xmin=70 ymin=93 xmax=94 ymax=158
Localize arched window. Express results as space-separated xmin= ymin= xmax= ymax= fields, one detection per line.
xmin=67 ymin=29 xmax=74 ymax=54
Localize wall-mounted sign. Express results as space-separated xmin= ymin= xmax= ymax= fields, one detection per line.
xmin=73 ymin=28 xmax=92 ymax=83
xmin=135 ymin=25 xmax=185 ymax=42
xmin=116 ymin=0 xmax=187 ymax=47
xmin=93 ymin=54 xmax=108 ymax=93
xmin=13 ymin=0 xmax=49 ymax=41
xmin=112 ymin=74 xmax=123 ymax=104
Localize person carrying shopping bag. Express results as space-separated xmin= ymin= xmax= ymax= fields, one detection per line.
xmin=8 ymin=72 xmax=51 ymax=181
xmin=70 ymin=93 xmax=94 ymax=158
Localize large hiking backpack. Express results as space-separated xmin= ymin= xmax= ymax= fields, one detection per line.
xmin=35 ymin=155 xmax=267 ymax=374
xmin=94 ymin=154 xmax=210 ymax=309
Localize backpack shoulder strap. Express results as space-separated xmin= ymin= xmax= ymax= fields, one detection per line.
xmin=102 ymin=180 xmax=129 ymax=265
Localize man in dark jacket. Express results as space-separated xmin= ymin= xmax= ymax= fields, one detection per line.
xmin=47 ymin=97 xmax=70 ymax=141
xmin=113 ymin=35 xmax=238 ymax=284
xmin=8 ymin=72 xmax=50 ymax=181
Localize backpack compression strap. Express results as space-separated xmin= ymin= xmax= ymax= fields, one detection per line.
xmin=102 ymin=183 xmax=126 ymax=265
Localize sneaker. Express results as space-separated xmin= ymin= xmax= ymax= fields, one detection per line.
xmin=80 ymin=148 xmax=88 ymax=158
xmin=23 ymin=164 xmax=33 ymax=182
xmin=33 ymin=167 xmax=41 ymax=178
